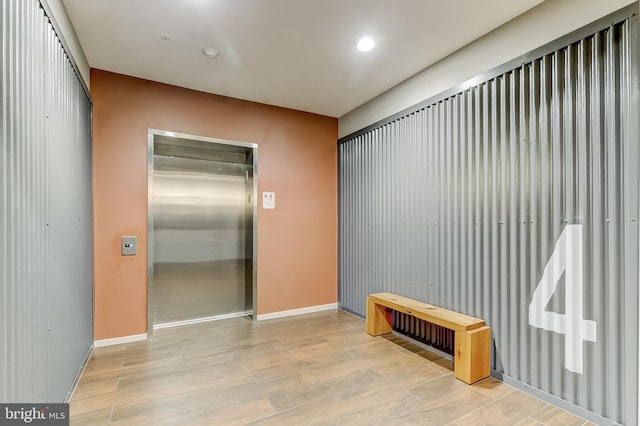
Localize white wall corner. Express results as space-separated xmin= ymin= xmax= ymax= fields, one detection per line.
xmin=40 ymin=0 xmax=91 ymax=88
xmin=338 ymin=0 xmax=636 ymax=139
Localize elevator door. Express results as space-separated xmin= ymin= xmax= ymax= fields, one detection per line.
xmin=152 ymin=145 xmax=253 ymax=326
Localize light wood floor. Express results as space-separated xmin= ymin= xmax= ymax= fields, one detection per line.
xmin=71 ymin=310 xmax=592 ymax=425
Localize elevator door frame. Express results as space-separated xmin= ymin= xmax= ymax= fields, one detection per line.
xmin=147 ymin=129 xmax=258 ymax=335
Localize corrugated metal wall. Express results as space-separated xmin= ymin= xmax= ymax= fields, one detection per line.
xmin=339 ymin=15 xmax=639 ymax=425
xmin=1 ymin=0 xmax=93 ymax=402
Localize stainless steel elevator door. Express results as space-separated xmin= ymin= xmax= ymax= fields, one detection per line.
xmin=152 ymin=154 xmax=251 ymax=325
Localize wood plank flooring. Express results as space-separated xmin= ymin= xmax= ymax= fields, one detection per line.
xmin=71 ymin=310 xmax=593 ymax=425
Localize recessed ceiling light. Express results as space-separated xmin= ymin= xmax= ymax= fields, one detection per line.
xmin=357 ymin=37 xmax=375 ymax=52
xmin=201 ymin=47 xmax=220 ymax=59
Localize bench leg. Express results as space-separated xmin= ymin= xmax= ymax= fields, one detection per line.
xmin=366 ymin=298 xmax=393 ymax=336
xmin=454 ymin=326 xmax=491 ymax=384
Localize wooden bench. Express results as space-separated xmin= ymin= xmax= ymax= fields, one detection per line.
xmin=366 ymin=292 xmax=491 ymax=384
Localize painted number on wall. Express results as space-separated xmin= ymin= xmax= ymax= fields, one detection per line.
xmin=528 ymin=224 xmax=597 ymax=374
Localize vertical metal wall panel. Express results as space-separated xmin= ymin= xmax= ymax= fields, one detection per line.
xmin=0 ymin=0 xmax=5 ymax=403
xmin=1 ymin=0 xmax=93 ymax=402
xmin=339 ymin=17 xmax=638 ymax=425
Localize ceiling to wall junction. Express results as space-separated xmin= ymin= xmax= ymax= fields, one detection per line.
xmin=63 ymin=0 xmax=544 ymax=117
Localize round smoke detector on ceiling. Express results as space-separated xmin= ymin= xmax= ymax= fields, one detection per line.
xmin=201 ymin=47 xmax=220 ymax=59
xmin=160 ymin=34 xmax=171 ymax=43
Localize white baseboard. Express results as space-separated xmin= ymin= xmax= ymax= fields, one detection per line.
xmin=94 ymin=333 xmax=147 ymax=348
xmin=256 ymin=303 xmax=338 ymax=321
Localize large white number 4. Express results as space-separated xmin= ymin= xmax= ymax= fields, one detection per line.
xmin=528 ymin=224 xmax=596 ymax=374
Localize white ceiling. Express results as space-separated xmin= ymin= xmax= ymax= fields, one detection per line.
xmin=62 ymin=0 xmax=544 ymax=118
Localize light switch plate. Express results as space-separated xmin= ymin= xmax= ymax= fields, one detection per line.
xmin=121 ymin=236 xmax=137 ymax=256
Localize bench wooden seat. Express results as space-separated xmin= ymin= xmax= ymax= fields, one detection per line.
xmin=366 ymin=292 xmax=490 ymax=384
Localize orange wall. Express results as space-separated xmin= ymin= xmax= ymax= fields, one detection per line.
xmin=92 ymin=69 xmax=338 ymax=340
